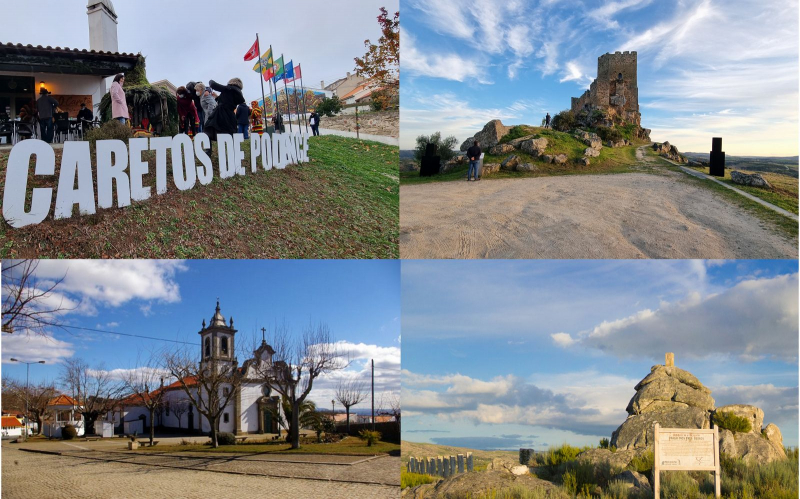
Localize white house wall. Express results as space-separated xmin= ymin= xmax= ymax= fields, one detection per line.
xmin=240 ymin=383 xmax=262 ymax=433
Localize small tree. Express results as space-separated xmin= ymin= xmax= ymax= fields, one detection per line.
xmin=122 ymin=355 xmax=168 ymax=446
xmin=316 ymin=96 xmax=342 ymax=117
xmin=335 ymin=376 xmax=367 ymax=434
xmin=171 ymin=399 xmax=190 ymax=430
xmin=163 ymin=347 xmax=242 ymax=448
xmin=414 ymin=132 xmax=458 ymax=165
xmin=3 ymin=379 xmax=58 ymax=435
xmin=60 ymin=359 xmax=125 ymax=435
xmin=551 ymin=110 xmax=576 ymax=132
xmin=2 ymin=260 xmax=75 ymax=335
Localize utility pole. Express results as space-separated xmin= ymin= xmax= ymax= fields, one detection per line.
xmin=371 ymin=359 xmax=375 ymax=431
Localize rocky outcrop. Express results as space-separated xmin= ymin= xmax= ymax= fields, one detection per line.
xmin=520 ymin=138 xmax=548 ymax=156
xmin=608 ymin=139 xmax=631 ymax=148
xmin=577 ymin=448 xmax=638 ymax=469
xmin=482 ymin=163 xmax=500 ymax=176
xmin=719 ymin=429 xmax=786 ymax=464
xmin=553 ymin=154 xmax=568 ymax=164
xmin=507 ymin=135 xmax=537 ymax=147
xmin=715 ymin=405 xmax=763 ymax=435
xmin=652 ymin=141 xmax=687 ymax=163
xmin=575 ymin=131 xmax=603 ymax=150
xmin=403 ymin=470 xmax=566 ymax=499
xmin=501 ymin=155 xmax=521 ymax=170
xmin=460 ymin=120 xmax=511 ymax=151
xmin=580 ymin=157 xmax=591 ymax=166
xmin=730 ymin=171 xmax=771 ymax=188
xmin=584 ymin=147 xmax=600 ymax=158
xmin=439 ymin=156 xmax=465 ymax=174
xmin=626 ymin=366 xmax=715 ymax=415
xmin=612 ymin=406 xmax=711 ymax=450
xmin=489 ymin=143 xmax=515 ymax=155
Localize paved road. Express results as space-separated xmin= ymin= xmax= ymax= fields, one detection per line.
xmin=2 ymin=445 xmax=400 ymax=499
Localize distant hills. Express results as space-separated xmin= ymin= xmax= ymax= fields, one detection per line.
xmin=683 ymin=153 xmax=798 ymax=178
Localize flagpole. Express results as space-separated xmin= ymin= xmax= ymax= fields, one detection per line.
xmin=299 ymin=72 xmax=309 ymax=134
xmin=270 ymin=45 xmax=281 ymax=133
xmin=291 ymin=74 xmax=304 ymax=133
xmin=281 ymin=54 xmax=293 ymax=133
xmin=255 ymin=34 xmax=268 ymax=138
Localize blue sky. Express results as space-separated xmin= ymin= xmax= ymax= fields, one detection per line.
xmin=3 ymin=0 xmax=396 ymax=99
xmin=402 ymin=259 xmax=799 ymax=450
xmin=1 ymin=260 xmax=400 ymax=411
xmin=400 ymin=0 xmax=799 ymax=156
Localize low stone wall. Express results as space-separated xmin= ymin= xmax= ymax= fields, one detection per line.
xmin=320 ymin=109 xmax=398 ymax=138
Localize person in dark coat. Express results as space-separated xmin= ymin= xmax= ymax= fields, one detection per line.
xmin=309 ymin=110 xmax=321 ymax=136
xmin=204 ymin=78 xmax=245 ymax=142
xmin=466 ymin=140 xmax=482 ymax=181
xmin=187 ymin=81 xmax=205 ymax=133
xmin=235 ymin=102 xmax=251 ymax=139
xmin=77 ymin=102 xmax=93 ymax=133
xmin=176 ymin=86 xmax=199 ymax=136
xmin=545 ymin=112 xmax=551 ymax=128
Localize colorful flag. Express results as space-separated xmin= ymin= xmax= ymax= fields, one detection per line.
xmin=243 ymin=38 xmax=259 ymax=61
xmin=252 ymin=48 xmax=274 ymax=74
xmin=270 ymin=56 xmax=285 ymax=82
xmin=275 ymin=60 xmax=294 ymax=82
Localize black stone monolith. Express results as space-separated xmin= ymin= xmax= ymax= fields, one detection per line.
xmin=419 ymin=143 xmax=441 ymax=177
xmin=709 ymin=137 xmax=725 ymax=177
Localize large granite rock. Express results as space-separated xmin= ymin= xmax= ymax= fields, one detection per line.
xmin=520 ymin=138 xmax=548 ymax=156
xmin=613 ymin=470 xmax=652 ymax=493
xmin=730 ymin=171 xmax=771 ymax=188
xmin=627 ymin=375 xmax=715 ymax=415
xmin=553 ymin=154 xmax=568 ymax=164
xmin=576 ymin=448 xmax=638 ymax=469
xmin=719 ymin=429 xmax=786 ymax=464
xmin=584 ymin=147 xmax=600 ymax=158
xmin=482 ymin=163 xmax=500 ymax=176
xmin=635 ymin=365 xmax=711 ymax=394
xmin=652 ymin=141 xmax=687 ymax=163
xmin=763 ymin=423 xmax=783 ymax=449
xmin=460 ymin=120 xmax=511 ymax=151
xmin=507 ymin=134 xmax=537 ymax=147
xmin=489 ymin=143 xmax=515 ymax=155
xmin=517 ymin=163 xmax=537 ymax=172
xmin=611 ymin=406 xmax=711 ymax=450
xmin=714 ymin=405 xmax=763 ymax=435
xmin=501 ymin=155 xmax=521 ymax=170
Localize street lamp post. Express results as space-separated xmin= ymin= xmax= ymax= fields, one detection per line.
xmin=331 ymin=399 xmax=335 ymax=420
xmin=9 ymin=358 xmax=46 ymax=441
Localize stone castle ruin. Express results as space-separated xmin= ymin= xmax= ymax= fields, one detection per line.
xmin=571 ymin=51 xmax=640 ymax=126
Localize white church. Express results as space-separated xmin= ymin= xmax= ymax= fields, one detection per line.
xmin=116 ymin=302 xmax=283 ymax=436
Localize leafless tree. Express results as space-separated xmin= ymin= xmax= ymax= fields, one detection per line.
xmin=60 ymin=358 xmax=125 ymax=435
xmin=379 ymin=390 xmax=400 ymax=424
xmin=335 ymin=376 xmax=367 ymax=433
xmin=163 ymin=346 xmax=242 ymax=448
xmin=254 ymin=322 xmax=347 ymax=449
xmin=170 ymin=399 xmax=190 ymax=430
xmin=2 ymin=260 xmax=76 ymax=335
xmin=3 ymin=378 xmax=58 ymax=435
xmin=121 ymin=354 xmax=169 ymax=446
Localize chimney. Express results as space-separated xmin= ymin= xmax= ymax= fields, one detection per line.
xmin=87 ymin=0 xmax=119 ymax=53
xmin=320 ymin=80 xmax=325 ymax=89
xmin=346 ymin=71 xmax=351 ymax=78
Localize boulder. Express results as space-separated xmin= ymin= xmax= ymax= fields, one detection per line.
xmin=520 ymin=138 xmax=548 ymax=156
xmin=652 ymin=141 xmax=687 ymax=163
xmin=721 ymin=431 xmax=787 ymax=464
xmin=510 ymin=465 xmax=530 ymax=476
xmin=517 ymin=163 xmax=537 ymax=173
xmin=460 ymin=120 xmax=510 ymax=151
xmin=714 ymin=405 xmax=763 ymax=435
xmin=482 ymin=163 xmax=500 ymax=176
xmin=611 ymin=406 xmax=711 ymax=450
xmin=584 ymin=147 xmax=600 ymax=158
xmin=580 ymin=157 xmax=591 ymax=166
xmin=763 ymin=423 xmax=783 ymax=448
xmin=635 ymin=366 xmax=711 ymax=394
xmin=584 ymin=138 xmax=603 ymax=149
xmin=507 ymin=134 xmax=537 ymax=147
xmin=719 ymin=429 xmax=737 ymax=456
xmin=627 ymin=376 xmax=715 ymax=415
xmin=730 ymin=171 xmax=772 ymax=188
xmin=489 ymin=143 xmax=515 ymax=155
xmin=576 ymin=448 xmax=637 ymax=469
xmin=608 ymin=139 xmax=628 ymax=148
xmin=501 ymin=155 xmax=521 ymax=170
xmin=613 ymin=470 xmax=652 ymax=492
xmin=553 ymin=154 xmax=568 ymax=164
xmin=542 ymin=155 xmax=554 ymax=164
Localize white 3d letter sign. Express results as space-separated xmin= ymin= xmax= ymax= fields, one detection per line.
xmin=2 ymin=132 xmax=310 ymax=228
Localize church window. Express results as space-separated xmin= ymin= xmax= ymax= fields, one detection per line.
xmin=617 ymin=72 xmax=623 ymax=80
xmin=221 ymin=336 xmax=229 ymax=355
xmin=223 ymin=413 xmax=229 ymax=423
xmin=204 ymin=337 xmax=210 ymax=357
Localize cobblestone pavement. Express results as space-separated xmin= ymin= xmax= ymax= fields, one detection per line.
xmin=2 ymin=446 xmax=400 ymax=499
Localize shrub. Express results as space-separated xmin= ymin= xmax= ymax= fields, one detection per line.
xmin=358 ymin=429 xmax=381 ymax=446
xmin=551 ymin=110 xmax=576 ymax=132
xmin=85 ymin=119 xmax=132 ymax=145
xmin=520 ymin=448 xmax=534 ymax=465
xmin=499 ymin=125 xmax=532 ymax=144
xmin=316 ymin=96 xmax=342 ymax=117
xmin=713 ymin=411 xmax=752 ymax=434
xmin=599 ymin=438 xmax=610 ymax=449
xmin=217 ymin=432 xmax=236 ymax=446
xmin=62 ymin=424 xmax=78 ymax=440
xmin=595 ymin=126 xmax=622 ymax=142
xmin=627 ymin=450 xmax=654 ymax=476
xmin=401 ymin=472 xmax=435 ymax=489
xmin=413 ymin=131 xmax=458 ymax=164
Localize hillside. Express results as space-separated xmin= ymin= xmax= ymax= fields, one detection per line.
xmin=402 ymin=441 xmax=517 ymax=466
xmin=684 ymin=152 xmax=799 ymax=178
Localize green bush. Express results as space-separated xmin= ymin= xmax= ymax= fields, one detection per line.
xmin=551 ymin=110 xmax=576 ymax=132
xmin=358 ymin=429 xmax=381 ymax=446
xmin=316 ymin=96 xmax=342 ymax=117
xmin=62 ymin=424 xmax=78 ymax=440
xmin=599 ymin=438 xmax=610 ymax=449
xmin=401 ymin=471 xmax=435 ymax=489
xmin=713 ymin=411 xmax=752 ymax=434
xmin=595 ymin=126 xmax=622 ymax=142
xmin=217 ymin=432 xmax=236 ymax=445
xmin=627 ymin=450 xmax=654 ymax=476
xmin=500 ymin=125 xmax=532 ymax=144
xmin=520 ymin=448 xmax=534 ymax=465
xmin=85 ymin=119 xmax=133 ymax=145
xmin=414 ymin=132 xmax=458 ymax=164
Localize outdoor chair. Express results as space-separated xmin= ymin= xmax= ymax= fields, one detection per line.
xmin=0 ymin=117 xmax=11 ymax=145
xmin=54 ymin=116 xmax=71 ymax=143
xmin=14 ymin=122 xmax=34 ymax=143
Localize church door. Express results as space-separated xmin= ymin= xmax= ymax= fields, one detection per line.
xmin=188 ymin=410 xmax=194 ymax=433
xmin=263 ymin=411 xmax=272 ymax=434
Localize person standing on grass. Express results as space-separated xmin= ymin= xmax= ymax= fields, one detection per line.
xmin=309 ymin=110 xmax=320 ymax=136
xmin=110 ymin=73 xmax=129 ymax=125
xmin=36 ymin=88 xmax=58 ymax=143
xmin=467 ymin=140 xmax=482 ymax=181
xmin=235 ymin=101 xmax=251 ymax=139
xmin=545 ymin=112 xmax=551 ymax=129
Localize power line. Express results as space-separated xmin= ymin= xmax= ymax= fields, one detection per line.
xmin=59 ymin=325 xmax=193 ymax=345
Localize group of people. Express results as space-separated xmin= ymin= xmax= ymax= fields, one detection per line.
xmin=34 ymin=88 xmax=94 ymax=144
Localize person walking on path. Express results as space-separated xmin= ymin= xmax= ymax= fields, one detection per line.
xmin=203 ymin=78 xmax=245 ymax=143
xmin=235 ymin=102 xmax=251 ymax=139
xmin=545 ymin=112 xmax=551 ymax=129
xmin=176 ymin=86 xmax=199 ymax=136
xmin=199 ymin=86 xmax=217 ymax=126
xmin=309 ymin=110 xmax=320 ymax=136
xmin=467 ymin=140 xmax=482 ymax=181
xmin=110 ymin=73 xmax=129 ymax=125
xmin=36 ymin=88 xmax=58 ymax=143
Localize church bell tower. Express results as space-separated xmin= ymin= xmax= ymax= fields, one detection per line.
xmin=198 ymin=300 xmax=237 ymax=367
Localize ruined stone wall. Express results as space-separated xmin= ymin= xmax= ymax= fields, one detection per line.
xmin=571 ymin=51 xmax=639 ymax=116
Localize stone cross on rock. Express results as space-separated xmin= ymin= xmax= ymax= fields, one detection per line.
xmin=665 ymin=352 xmax=674 ymax=367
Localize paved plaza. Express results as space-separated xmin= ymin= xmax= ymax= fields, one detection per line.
xmin=2 ymin=439 xmax=400 ymax=499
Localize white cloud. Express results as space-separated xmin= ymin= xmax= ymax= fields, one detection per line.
xmin=2 ymin=332 xmax=75 ymax=364
xmin=551 ymin=332 xmax=576 ymax=347
xmin=401 ymin=29 xmax=493 ymax=84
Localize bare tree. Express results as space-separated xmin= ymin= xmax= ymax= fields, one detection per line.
xmin=335 ymin=376 xmax=367 ymax=433
xmin=163 ymin=346 xmax=242 ymax=448
xmin=60 ymin=359 xmax=124 ymax=435
xmin=254 ymin=323 xmax=347 ymax=449
xmin=170 ymin=399 xmax=190 ymax=430
xmin=2 ymin=260 xmax=75 ymax=335
xmin=121 ymin=354 xmax=169 ymax=446
xmin=379 ymin=390 xmax=400 ymax=424
xmin=3 ymin=378 xmax=58 ymax=435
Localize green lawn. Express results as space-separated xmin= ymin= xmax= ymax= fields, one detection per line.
xmin=0 ymin=135 xmax=398 ymax=258
xmin=688 ymin=166 xmax=798 ymax=215
xmin=137 ymin=436 xmax=399 ymax=456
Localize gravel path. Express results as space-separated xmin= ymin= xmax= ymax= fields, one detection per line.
xmin=400 ymin=165 xmax=797 ymax=259
xmin=2 ymin=446 xmax=399 ymax=499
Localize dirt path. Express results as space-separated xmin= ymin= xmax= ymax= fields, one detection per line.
xmin=400 ymin=160 xmax=797 ymax=259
